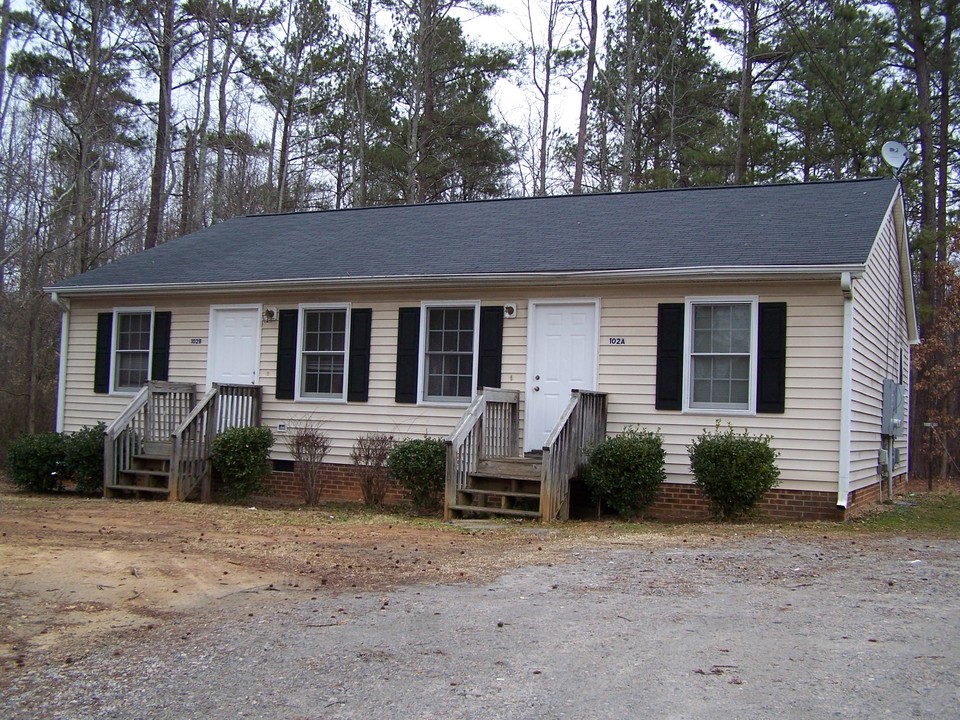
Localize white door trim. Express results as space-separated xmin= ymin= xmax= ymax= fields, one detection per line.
xmin=206 ymin=304 xmax=262 ymax=390
xmin=525 ymin=298 xmax=600 ymax=452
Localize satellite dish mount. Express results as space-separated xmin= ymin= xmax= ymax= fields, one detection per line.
xmin=881 ymin=141 xmax=909 ymax=177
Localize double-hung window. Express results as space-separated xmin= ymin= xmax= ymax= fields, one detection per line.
xmin=298 ymin=306 xmax=349 ymax=400
xmin=422 ymin=304 xmax=478 ymax=403
xmin=686 ymin=298 xmax=756 ymax=412
xmin=113 ymin=310 xmax=153 ymax=392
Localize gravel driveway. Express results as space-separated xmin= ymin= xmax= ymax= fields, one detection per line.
xmin=4 ymin=529 xmax=958 ymax=719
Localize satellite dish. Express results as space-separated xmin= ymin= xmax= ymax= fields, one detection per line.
xmin=881 ymin=141 xmax=908 ymax=175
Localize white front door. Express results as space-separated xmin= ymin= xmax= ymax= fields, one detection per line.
xmin=207 ymin=306 xmax=261 ymax=388
xmin=525 ymin=301 xmax=599 ymax=452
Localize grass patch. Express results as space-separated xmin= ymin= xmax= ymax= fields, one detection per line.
xmin=849 ymin=493 xmax=960 ymax=537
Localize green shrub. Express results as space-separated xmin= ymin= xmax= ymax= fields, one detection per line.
xmin=584 ymin=428 xmax=666 ymax=517
xmin=387 ymin=438 xmax=446 ymax=513
xmin=6 ymin=432 xmax=67 ymax=492
xmin=64 ymin=423 xmax=106 ymax=494
xmin=688 ymin=422 xmax=780 ymax=521
xmin=210 ymin=426 xmax=275 ymax=503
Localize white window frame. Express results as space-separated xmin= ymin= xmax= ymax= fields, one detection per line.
xmin=418 ymin=300 xmax=481 ymax=406
xmin=295 ymin=303 xmax=351 ymax=403
xmin=682 ymin=295 xmax=758 ymax=415
xmin=110 ymin=306 xmax=155 ymax=395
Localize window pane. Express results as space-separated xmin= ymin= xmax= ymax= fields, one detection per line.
xmin=714 ymin=357 xmax=731 ymax=379
xmin=693 ymin=378 xmax=711 ymax=404
xmin=730 ymin=379 xmax=749 ymax=404
xmin=693 ymin=328 xmax=711 ymax=353
xmin=423 ymin=307 xmax=475 ymax=401
xmin=302 ymin=354 xmax=344 ymax=396
xmin=300 ymin=309 xmax=347 ymax=397
xmin=731 ymin=356 xmax=750 ymax=381
xmin=303 ymin=310 xmax=346 ymax=354
xmin=116 ymin=350 xmax=148 ymax=390
xmin=713 ymin=325 xmax=731 ymax=353
xmin=118 ymin=313 xmax=151 ymax=351
xmin=689 ymin=303 xmax=752 ymax=409
xmin=730 ymin=305 xmax=751 ymax=352
xmin=114 ymin=312 xmax=151 ymax=390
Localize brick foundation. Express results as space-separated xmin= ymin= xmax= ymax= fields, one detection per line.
xmin=634 ymin=472 xmax=911 ymax=522
xmin=844 ymin=472 xmax=910 ymax=518
xmin=260 ymin=461 xmax=408 ymax=506
xmin=257 ymin=459 xmax=910 ymax=521
xmin=635 ymin=483 xmax=844 ymax=522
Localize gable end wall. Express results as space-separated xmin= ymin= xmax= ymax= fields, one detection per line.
xmin=848 ymin=208 xmax=911 ymax=493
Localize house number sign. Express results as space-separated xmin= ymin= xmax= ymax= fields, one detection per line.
xmin=191 ymin=338 xmax=203 ymax=345
xmin=608 ymin=337 xmax=625 ymax=345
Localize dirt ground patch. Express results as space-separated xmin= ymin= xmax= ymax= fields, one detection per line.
xmin=0 ymin=489 xmax=586 ymax=667
xmin=2 ymin=486 xmax=959 ymax=718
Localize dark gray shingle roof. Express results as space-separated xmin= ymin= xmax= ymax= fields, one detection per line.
xmin=52 ymin=177 xmax=899 ymax=292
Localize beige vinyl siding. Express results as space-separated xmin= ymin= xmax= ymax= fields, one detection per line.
xmin=63 ymin=300 xmax=211 ymax=431
xmin=596 ymin=281 xmax=843 ymax=492
xmin=848 ymin=211 xmax=911 ymax=492
xmin=62 ymin=291 xmax=529 ymax=465
xmin=61 ymin=280 xmax=845 ymax=491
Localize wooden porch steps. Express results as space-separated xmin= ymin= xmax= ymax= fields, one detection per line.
xmin=107 ymin=484 xmax=170 ymax=495
xmin=447 ymin=504 xmax=541 ymax=519
xmin=107 ymin=442 xmax=173 ymax=499
xmin=451 ymin=457 xmax=543 ymax=520
xmin=104 ymin=381 xmax=264 ymax=503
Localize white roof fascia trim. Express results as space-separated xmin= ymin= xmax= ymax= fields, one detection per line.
xmin=46 ymin=264 xmax=866 ymax=297
xmin=889 ymin=189 xmax=920 ymax=344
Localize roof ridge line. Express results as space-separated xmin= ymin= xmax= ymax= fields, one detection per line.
xmin=247 ymin=176 xmax=894 ymax=219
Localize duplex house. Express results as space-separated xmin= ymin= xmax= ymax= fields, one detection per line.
xmin=48 ymin=177 xmax=917 ymax=520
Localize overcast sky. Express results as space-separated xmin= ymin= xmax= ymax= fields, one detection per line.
xmin=455 ymin=1 xmax=615 ymax=130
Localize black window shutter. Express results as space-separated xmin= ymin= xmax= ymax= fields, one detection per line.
xmin=347 ymin=308 xmax=373 ymax=402
xmin=757 ymin=302 xmax=787 ymax=414
xmin=94 ymin=312 xmax=113 ymax=394
xmin=276 ymin=309 xmax=299 ymax=400
xmin=655 ymin=303 xmax=684 ymax=411
xmin=477 ymin=306 xmax=504 ymax=390
xmin=151 ymin=311 xmax=172 ymax=382
xmin=395 ymin=307 xmax=421 ymax=403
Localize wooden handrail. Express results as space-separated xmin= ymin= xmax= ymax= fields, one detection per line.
xmin=174 ymin=386 xmax=218 ymax=434
xmin=447 ymin=394 xmax=486 ymax=447
xmin=540 ymin=390 xmax=608 ymax=521
xmin=104 ymin=385 xmax=149 ymax=439
xmin=103 ymin=382 xmax=197 ymax=495
xmin=103 ymin=381 xmax=261 ymax=500
xmin=169 ymin=386 xmax=217 ymax=502
xmin=170 ymin=384 xmax=263 ymax=502
xmin=444 ymin=388 xmax=520 ymax=519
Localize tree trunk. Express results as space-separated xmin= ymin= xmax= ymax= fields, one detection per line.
xmin=733 ymin=0 xmax=757 ymax=185
xmin=356 ymin=0 xmax=373 ymax=207
xmin=573 ymin=0 xmax=597 ymax=194
xmin=195 ymin=0 xmax=216 ymax=230
xmin=73 ymin=0 xmax=105 ymax=274
xmin=534 ymin=0 xmax=561 ymax=196
xmin=620 ymin=0 xmax=635 ymax=191
xmin=936 ymin=0 xmax=953 ymax=256
xmin=0 ymin=0 xmax=10 ymax=289
xmin=180 ymin=127 xmax=196 ymax=236
xmin=145 ymin=0 xmax=175 ymax=250
xmin=214 ymin=0 xmax=239 ymax=223
xmin=276 ymin=98 xmax=295 ymax=212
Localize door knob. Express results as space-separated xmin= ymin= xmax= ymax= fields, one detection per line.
xmin=534 ymin=386 xmax=540 ymax=392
